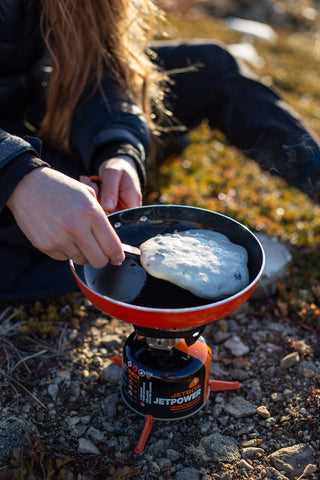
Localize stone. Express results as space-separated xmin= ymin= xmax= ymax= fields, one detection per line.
xmin=223 ymin=396 xmax=256 ymax=418
xmin=224 ymin=335 xmax=249 ymax=356
xmin=175 ymin=467 xmax=200 ymax=480
xmin=280 ymin=352 xmax=300 ymax=369
xmin=238 ymin=459 xmax=254 ymax=471
xmin=268 ymin=443 xmax=315 ymax=479
xmin=256 ymin=405 xmax=271 ymax=418
xmin=100 ymin=362 xmax=122 ymax=383
xmin=241 ymin=447 xmax=264 ymax=459
xmin=77 ymin=438 xmax=101 ymax=455
xmin=262 ymin=466 xmax=289 ymax=480
xmin=0 ymin=413 xmax=39 ymax=465
xmin=87 ymin=426 xmax=105 ymax=443
xmin=297 ymin=360 xmax=318 ymax=378
xmin=101 ymin=392 xmax=120 ymax=418
xmin=47 ymin=383 xmax=59 ymax=401
xmin=198 ymin=432 xmax=240 ymax=462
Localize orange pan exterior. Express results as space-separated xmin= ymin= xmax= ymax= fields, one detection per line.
xmin=70 ymin=268 xmax=260 ymax=329
xmin=69 ymin=205 xmax=265 ymax=330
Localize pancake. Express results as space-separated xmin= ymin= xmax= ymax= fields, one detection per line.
xmin=139 ymin=229 xmax=249 ymax=300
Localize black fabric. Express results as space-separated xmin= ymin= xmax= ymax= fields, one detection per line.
xmin=0 ymin=222 xmax=77 ymax=302
xmin=0 ymin=153 xmax=48 ymax=214
xmin=151 ymin=42 xmax=320 ymax=196
xmin=0 ymin=0 xmax=42 ymax=74
xmin=69 ymin=76 xmax=150 ymax=182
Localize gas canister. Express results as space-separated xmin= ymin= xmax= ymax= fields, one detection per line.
xmin=121 ymin=331 xmax=212 ymax=420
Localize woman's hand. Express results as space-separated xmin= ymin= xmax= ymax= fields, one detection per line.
xmin=81 ymin=156 xmax=142 ymax=213
xmin=6 ymin=167 xmax=125 ymax=268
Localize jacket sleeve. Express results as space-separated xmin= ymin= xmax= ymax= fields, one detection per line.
xmin=69 ymin=73 xmax=150 ymax=189
xmin=0 ymin=130 xmax=49 ymax=215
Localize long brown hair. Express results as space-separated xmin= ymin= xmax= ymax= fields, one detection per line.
xmin=39 ymin=0 xmax=167 ymax=151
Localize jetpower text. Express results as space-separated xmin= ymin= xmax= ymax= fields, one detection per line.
xmin=153 ymin=387 xmax=201 ymax=405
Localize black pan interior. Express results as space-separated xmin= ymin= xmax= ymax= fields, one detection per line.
xmin=75 ymin=205 xmax=264 ymax=309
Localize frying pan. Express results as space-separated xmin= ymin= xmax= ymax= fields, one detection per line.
xmin=70 ymin=205 xmax=265 ymax=330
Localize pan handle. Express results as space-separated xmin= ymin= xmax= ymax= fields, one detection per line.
xmin=89 ymin=175 xmax=128 ymax=212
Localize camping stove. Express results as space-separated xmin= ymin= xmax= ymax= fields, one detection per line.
xmin=112 ymin=325 xmax=241 ymax=454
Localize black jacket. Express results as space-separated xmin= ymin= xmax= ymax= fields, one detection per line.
xmin=0 ymin=0 xmax=149 ymax=214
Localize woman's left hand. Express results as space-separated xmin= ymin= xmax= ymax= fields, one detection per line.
xmin=80 ymin=156 xmax=142 ymax=213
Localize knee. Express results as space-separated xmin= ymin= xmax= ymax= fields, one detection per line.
xmin=176 ymin=41 xmax=240 ymax=78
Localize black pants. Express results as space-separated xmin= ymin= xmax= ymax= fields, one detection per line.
xmin=1 ymin=41 xmax=320 ymax=302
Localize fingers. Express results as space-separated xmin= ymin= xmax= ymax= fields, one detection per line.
xmin=67 ymin=199 xmax=125 ymax=267
xmin=74 ymin=220 xmax=125 ymax=268
xmin=50 ymin=247 xmax=87 ymax=265
xmin=48 ymin=219 xmax=125 ymax=268
xmin=62 ymin=206 xmax=125 ymax=268
xmin=100 ymin=169 xmax=121 ymax=212
xmin=98 ymin=157 xmax=142 ymax=212
xmin=80 ymin=176 xmax=99 ymax=198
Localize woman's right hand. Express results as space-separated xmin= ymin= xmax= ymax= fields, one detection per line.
xmin=6 ymin=166 xmax=125 ymax=268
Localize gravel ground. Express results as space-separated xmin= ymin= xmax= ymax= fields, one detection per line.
xmin=0 ymin=289 xmax=319 ymax=479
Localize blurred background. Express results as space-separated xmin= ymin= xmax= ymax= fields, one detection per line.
xmin=143 ymin=0 xmax=320 ymax=327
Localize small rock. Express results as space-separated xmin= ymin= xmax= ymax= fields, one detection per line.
xmin=198 ymin=433 xmax=240 ymax=462
xmin=271 ymin=392 xmax=282 ymax=401
xmin=263 ymin=366 xmax=276 ymax=378
xmin=240 ymin=439 xmax=261 ymax=448
xmin=55 ymin=368 xmax=72 ymax=382
xmin=100 ymin=362 xmax=122 ymax=383
xmin=68 ymin=381 xmax=81 ymax=402
xmin=158 ymin=457 xmax=172 ymax=471
xmin=223 ymin=396 xmax=256 ymax=418
xmin=237 ymin=459 xmax=254 ymax=471
xmin=262 ymin=467 xmax=289 ymax=480
xmin=268 ymin=443 xmax=316 ymax=479
xmin=70 ymin=425 xmax=87 ymax=438
xmin=65 ymin=416 xmax=80 ymax=430
xmin=215 ymin=331 xmax=231 ymax=343
xmin=175 ymin=467 xmax=200 ymax=480
xmin=101 ymin=392 xmax=120 ymax=418
xmin=241 ymin=447 xmax=264 ymax=459
xmin=77 ymin=438 xmax=101 ymax=455
xmin=297 ymin=360 xmax=318 ymax=378
xmin=229 ymin=368 xmax=249 ymax=380
xmin=80 ymin=415 xmax=91 ymax=425
xmin=280 ymin=352 xmax=300 ymax=369
xmin=149 ymin=461 xmax=161 ymax=474
xmin=265 ymin=417 xmax=277 ymax=427
xmin=166 ymin=449 xmax=181 ymax=461
xmin=87 ymin=426 xmax=105 ymax=443
xmin=256 ymin=405 xmax=271 ymax=418
xmin=100 ymin=334 xmax=121 ymax=349
xmin=48 ymin=383 xmax=59 ymax=401
xmin=217 ymin=415 xmax=229 ymax=426
xmin=148 ymin=439 xmax=165 ymax=456
xmin=224 ymin=335 xmax=249 ymax=356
